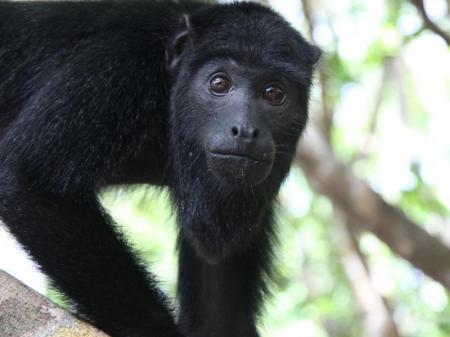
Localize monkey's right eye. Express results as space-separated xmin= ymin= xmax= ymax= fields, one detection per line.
xmin=209 ymin=75 xmax=231 ymax=95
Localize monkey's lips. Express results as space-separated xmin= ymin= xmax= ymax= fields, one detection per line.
xmin=206 ymin=151 xmax=274 ymax=186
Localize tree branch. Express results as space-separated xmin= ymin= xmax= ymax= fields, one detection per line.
xmin=297 ymin=126 xmax=450 ymax=289
xmin=301 ymin=0 xmax=333 ymax=142
xmin=0 ymin=271 xmax=109 ymax=337
xmin=334 ymin=212 xmax=399 ymax=337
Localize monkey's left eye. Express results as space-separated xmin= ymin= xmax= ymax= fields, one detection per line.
xmin=209 ymin=74 xmax=231 ymax=95
xmin=262 ymin=84 xmax=286 ymax=105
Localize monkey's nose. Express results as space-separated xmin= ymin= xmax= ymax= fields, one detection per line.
xmin=231 ymin=126 xmax=259 ymax=139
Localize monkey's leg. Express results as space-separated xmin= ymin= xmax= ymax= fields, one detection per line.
xmin=0 ymin=179 xmax=181 ymax=337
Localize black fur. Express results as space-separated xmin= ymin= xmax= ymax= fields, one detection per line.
xmin=0 ymin=1 xmax=319 ymax=337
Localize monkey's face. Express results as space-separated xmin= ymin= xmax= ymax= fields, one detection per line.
xmin=166 ymin=5 xmax=320 ymax=193
xmin=172 ymin=58 xmax=309 ymax=188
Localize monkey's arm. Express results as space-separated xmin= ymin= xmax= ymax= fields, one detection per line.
xmin=0 ymin=181 xmax=180 ymax=337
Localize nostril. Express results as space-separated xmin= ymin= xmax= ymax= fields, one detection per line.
xmin=231 ymin=126 xmax=239 ymax=136
xmin=252 ymin=128 xmax=259 ymax=138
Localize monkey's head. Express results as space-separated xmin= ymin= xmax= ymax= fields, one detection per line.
xmin=167 ymin=3 xmax=319 ymax=189
xmin=166 ymin=3 xmax=320 ymax=262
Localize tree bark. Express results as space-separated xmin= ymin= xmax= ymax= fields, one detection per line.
xmin=0 ymin=271 xmax=109 ymax=337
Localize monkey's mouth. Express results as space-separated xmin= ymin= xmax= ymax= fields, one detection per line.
xmin=206 ymin=151 xmax=274 ymax=186
xmin=209 ymin=151 xmax=272 ymax=163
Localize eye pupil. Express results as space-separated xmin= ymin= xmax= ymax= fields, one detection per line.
xmin=210 ymin=75 xmax=230 ymax=94
xmin=263 ymin=85 xmax=285 ymax=104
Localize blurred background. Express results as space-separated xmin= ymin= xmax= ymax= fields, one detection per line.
xmin=1 ymin=0 xmax=449 ymax=336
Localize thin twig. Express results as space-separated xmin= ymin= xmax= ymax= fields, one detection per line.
xmin=349 ymin=57 xmax=394 ymax=164
xmin=410 ymin=0 xmax=450 ymax=46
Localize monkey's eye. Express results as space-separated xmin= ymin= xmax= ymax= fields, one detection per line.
xmin=209 ymin=74 xmax=231 ymax=95
xmin=262 ymin=84 xmax=286 ymax=105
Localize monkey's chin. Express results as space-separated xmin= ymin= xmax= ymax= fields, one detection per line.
xmin=206 ymin=152 xmax=273 ymax=186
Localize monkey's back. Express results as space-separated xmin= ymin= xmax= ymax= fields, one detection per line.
xmin=0 ymin=0 xmax=200 ymax=131
xmin=0 ymin=1 xmax=203 ymax=183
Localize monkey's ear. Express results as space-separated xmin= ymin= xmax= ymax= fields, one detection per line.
xmin=308 ymin=45 xmax=322 ymax=68
xmin=166 ymin=15 xmax=193 ymax=72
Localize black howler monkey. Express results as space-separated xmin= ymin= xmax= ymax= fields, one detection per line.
xmin=0 ymin=1 xmax=320 ymax=337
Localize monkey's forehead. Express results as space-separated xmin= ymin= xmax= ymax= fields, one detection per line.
xmin=188 ymin=5 xmax=316 ymax=72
